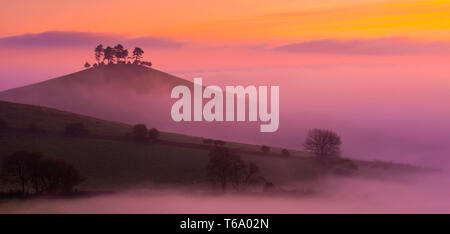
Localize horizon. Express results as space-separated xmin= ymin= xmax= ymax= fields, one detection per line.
xmin=2 ymin=0 xmax=450 ymax=216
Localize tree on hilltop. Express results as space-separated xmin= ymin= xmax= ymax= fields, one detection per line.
xmin=94 ymin=44 xmax=104 ymax=64
xmin=133 ymin=47 xmax=144 ymax=63
xmin=104 ymin=46 xmax=116 ymax=64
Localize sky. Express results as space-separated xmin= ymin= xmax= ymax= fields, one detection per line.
xmin=0 ymin=0 xmax=449 ymax=165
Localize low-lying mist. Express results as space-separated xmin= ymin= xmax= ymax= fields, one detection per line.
xmin=1 ymin=172 xmax=449 ymax=214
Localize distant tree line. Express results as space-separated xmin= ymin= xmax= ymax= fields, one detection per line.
xmin=1 ymin=151 xmax=84 ymax=195
xmin=83 ymin=44 xmax=152 ymax=68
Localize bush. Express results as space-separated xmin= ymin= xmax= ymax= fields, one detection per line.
xmin=64 ymin=122 xmax=89 ymax=136
xmin=148 ymin=128 xmax=160 ymax=142
xmin=132 ymin=124 xmax=148 ymax=140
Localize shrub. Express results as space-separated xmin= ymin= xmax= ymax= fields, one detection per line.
xmin=148 ymin=128 xmax=160 ymax=142
xmin=132 ymin=124 xmax=148 ymax=140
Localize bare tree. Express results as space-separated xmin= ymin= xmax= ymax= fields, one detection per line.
xmin=304 ymin=129 xmax=341 ymax=160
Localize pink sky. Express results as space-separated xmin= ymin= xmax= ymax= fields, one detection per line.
xmin=1 ymin=0 xmax=450 ymax=166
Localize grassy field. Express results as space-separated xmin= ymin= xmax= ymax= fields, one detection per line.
xmin=0 ymin=132 xmax=321 ymax=191
xmin=0 ymin=100 xmax=427 ymax=192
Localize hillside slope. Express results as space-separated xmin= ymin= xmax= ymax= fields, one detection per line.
xmin=0 ymin=101 xmax=429 ymax=191
xmin=0 ymin=64 xmax=265 ymax=145
xmin=0 ymin=100 xmax=319 ymax=190
xmin=0 ymin=64 xmax=190 ymax=126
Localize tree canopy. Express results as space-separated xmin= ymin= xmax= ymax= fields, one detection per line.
xmin=86 ymin=44 xmax=151 ymax=68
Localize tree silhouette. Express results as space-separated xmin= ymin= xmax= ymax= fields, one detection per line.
xmin=132 ymin=47 xmax=144 ymax=63
xmin=38 ymin=157 xmax=84 ymax=194
xmin=132 ymin=124 xmax=148 ymax=141
xmin=104 ymin=46 xmax=116 ymax=64
xmin=148 ymin=128 xmax=160 ymax=142
xmin=94 ymin=44 xmax=104 ymax=64
xmin=207 ymin=147 xmax=241 ymax=192
xmin=1 ymin=151 xmax=84 ymax=195
xmin=91 ymin=44 xmax=149 ymax=66
xmin=114 ymin=44 xmax=125 ymax=63
xmin=207 ymin=147 xmax=265 ymax=192
xmin=84 ymin=62 xmax=91 ymax=69
xmin=1 ymin=151 xmax=43 ymax=194
xmin=122 ymin=49 xmax=129 ymax=64
xmin=304 ymin=129 xmax=342 ymax=163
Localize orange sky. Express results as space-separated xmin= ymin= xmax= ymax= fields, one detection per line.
xmin=1 ymin=0 xmax=450 ymax=44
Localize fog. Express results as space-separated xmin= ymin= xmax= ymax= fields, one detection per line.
xmin=1 ymin=172 xmax=449 ymax=214
xmin=1 ymin=46 xmax=450 ymax=169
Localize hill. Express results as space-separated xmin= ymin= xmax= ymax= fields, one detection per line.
xmin=0 ymin=64 xmax=190 ymax=126
xmin=0 ymin=100 xmax=428 ymax=192
xmin=0 ymin=64 xmax=274 ymax=146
